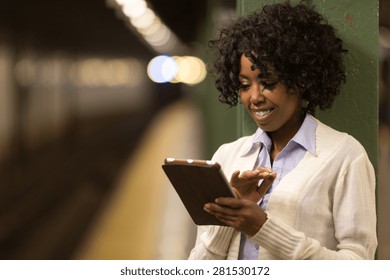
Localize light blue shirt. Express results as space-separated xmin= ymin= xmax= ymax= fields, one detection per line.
xmin=238 ymin=114 xmax=317 ymax=260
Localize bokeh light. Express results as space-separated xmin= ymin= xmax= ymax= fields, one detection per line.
xmin=111 ymin=0 xmax=181 ymax=53
xmin=147 ymin=55 xmax=206 ymax=85
xmin=147 ymin=55 xmax=178 ymax=83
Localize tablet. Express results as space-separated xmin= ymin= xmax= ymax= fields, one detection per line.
xmin=162 ymin=158 xmax=235 ymax=226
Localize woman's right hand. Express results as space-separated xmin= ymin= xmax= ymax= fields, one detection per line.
xmin=230 ymin=167 xmax=277 ymax=203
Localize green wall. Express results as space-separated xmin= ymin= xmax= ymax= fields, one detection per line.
xmin=194 ymin=0 xmax=238 ymax=158
xmin=237 ymin=0 xmax=379 ymax=170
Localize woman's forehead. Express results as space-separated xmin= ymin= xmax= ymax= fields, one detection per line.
xmin=239 ymin=54 xmax=279 ymax=80
xmin=240 ymin=53 xmax=277 ymax=77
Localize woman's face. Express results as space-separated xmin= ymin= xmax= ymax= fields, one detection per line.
xmin=239 ymin=54 xmax=303 ymax=135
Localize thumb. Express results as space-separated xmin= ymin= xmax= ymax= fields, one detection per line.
xmin=257 ymin=172 xmax=277 ymax=198
xmin=229 ymin=170 xmax=241 ymax=184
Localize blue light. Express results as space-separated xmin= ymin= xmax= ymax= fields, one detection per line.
xmin=147 ymin=55 xmax=177 ymax=83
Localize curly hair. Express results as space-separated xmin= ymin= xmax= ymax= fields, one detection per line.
xmin=208 ymin=0 xmax=347 ymax=114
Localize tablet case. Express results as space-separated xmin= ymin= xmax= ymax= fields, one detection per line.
xmin=162 ymin=158 xmax=235 ymax=226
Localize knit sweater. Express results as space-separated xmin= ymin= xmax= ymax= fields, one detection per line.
xmin=188 ymin=118 xmax=377 ymax=260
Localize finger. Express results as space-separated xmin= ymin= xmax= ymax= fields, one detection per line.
xmin=204 ymin=202 xmax=239 ymax=218
xmin=254 ymin=166 xmax=272 ymax=173
xmin=257 ymin=172 xmax=277 ymax=197
xmin=204 ymin=202 xmax=235 ymax=213
xmin=215 ymin=215 xmax=235 ymax=226
xmin=239 ymin=168 xmax=274 ymax=181
xmin=229 ymin=170 xmax=241 ymax=185
xmin=232 ymin=188 xmax=242 ymax=199
xmin=203 ymin=203 xmax=221 ymax=215
xmin=215 ymin=197 xmax=245 ymax=209
xmin=230 ymin=170 xmax=240 ymax=181
xmin=238 ymin=169 xmax=260 ymax=180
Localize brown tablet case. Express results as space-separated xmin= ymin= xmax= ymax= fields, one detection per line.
xmin=162 ymin=159 xmax=235 ymax=225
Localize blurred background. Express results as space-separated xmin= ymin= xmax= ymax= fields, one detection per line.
xmin=0 ymin=0 xmax=389 ymax=260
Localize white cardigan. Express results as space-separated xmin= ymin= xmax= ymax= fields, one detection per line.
xmin=188 ymin=118 xmax=377 ymax=260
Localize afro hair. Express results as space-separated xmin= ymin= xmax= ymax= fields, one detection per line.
xmin=208 ymin=0 xmax=347 ymax=114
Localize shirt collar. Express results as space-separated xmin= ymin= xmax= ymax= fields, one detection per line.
xmin=290 ymin=114 xmax=317 ymax=155
xmin=241 ymin=114 xmax=317 ymax=157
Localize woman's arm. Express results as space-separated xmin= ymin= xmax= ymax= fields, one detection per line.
xmin=188 ymin=225 xmax=236 ymax=259
xmin=250 ymin=154 xmax=377 ymax=260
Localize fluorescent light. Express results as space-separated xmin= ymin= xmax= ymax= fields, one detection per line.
xmin=107 ymin=0 xmax=185 ymax=54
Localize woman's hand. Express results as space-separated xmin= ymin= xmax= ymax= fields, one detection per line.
xmin=203 ymin=168 xmax=276 ymax=236
xmin=204 ymin=197 xmax=267 ymax=236
xmin=230 ymin=168 xmax=276 ymax=202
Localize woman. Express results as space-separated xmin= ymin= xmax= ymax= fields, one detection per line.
xmin=188 ymin=1 xmax=377 ymax=260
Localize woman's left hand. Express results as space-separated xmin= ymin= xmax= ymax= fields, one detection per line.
xmin=204 ymin=197 xmax=268 ymax=236
xmin=204 ymin=168 xmax=276 ymax=236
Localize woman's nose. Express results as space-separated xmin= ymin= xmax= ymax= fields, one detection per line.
xmin=250 ymin=85 xmax=265 ymax=104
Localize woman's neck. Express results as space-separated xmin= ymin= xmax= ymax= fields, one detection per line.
xmin=268 ymin=112 xmax=305 ymax=161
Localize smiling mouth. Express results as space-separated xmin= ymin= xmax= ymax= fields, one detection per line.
xmin=254 ymin=109 xmax=273 ymax=118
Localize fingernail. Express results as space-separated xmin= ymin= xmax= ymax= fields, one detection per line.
xmin=269 ymin=172 xmax=276 ymax=178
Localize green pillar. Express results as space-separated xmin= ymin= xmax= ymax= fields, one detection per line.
xmin=237 ymin=0 xmax=379 ymax=170
xmin=194 ymin=0 xmax=238 ymax=158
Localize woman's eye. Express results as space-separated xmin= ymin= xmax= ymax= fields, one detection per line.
xmin=259 ymin=79 xmax=278 ymax=90
xmin=238 ymin=83 xmax=250 ymax=91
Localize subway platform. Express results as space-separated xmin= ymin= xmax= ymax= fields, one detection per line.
xmin=75 ymin=99 xmax=201 ymax=259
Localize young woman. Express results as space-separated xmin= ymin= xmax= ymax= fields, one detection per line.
xmin=188 ymin=1 xmax=377 ymax=260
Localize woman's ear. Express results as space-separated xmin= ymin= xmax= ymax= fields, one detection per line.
xmin=288 ymin=84 xmax=301 ymax=95
xmin=302 ymin=98 xmax=309 ymax=109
